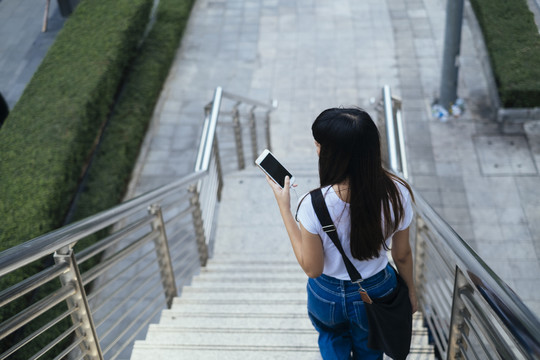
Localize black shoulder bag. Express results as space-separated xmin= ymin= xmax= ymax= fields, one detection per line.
xmin=310 ymin=188 xmax=413 ymax=360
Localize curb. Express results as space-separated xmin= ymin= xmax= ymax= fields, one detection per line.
xmin=464 ymin=0 xmax=540 ymax=134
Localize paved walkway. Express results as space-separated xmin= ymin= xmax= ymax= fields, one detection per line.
xmin=2 ymin=0 xmax=540 ymax=356
xmin=132 ymin=0 xmax=540 ymax=316
xmin=0 ymin=0 xmax=64 ymax=108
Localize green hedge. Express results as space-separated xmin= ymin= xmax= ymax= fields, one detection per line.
xmin=0 ymin=0 xmax=152 ymax=357
xmin=470 ymin=0 xmax=540 ymax=107
xmin=0 ymin=0 xmax=154 ymax=250
xmin=71 ymin=0 xmax=196 ymax=229
xmin=0 ymin=0 xmax=195 ymax=357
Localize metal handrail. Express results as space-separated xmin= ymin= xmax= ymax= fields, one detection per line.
xmin=0 ymin=171 xmax=205 ymax=278
xmin=380 ymin=85 xmax=540 ymax=359
xmin=0 ymin=87 xmax=276 ymax=360
xmin=196 ymin=87 xmax=278 ymax=173
xmin=195 ymin=87 xmax=223 ymax=173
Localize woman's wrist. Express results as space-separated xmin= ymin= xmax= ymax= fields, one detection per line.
xmin=279 ymin=205 xmax=292 ymax=217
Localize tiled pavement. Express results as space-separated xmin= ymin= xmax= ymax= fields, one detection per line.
xmin=2 ymin=0 xmax=539 ymax=355
xmin=131 ymin=0 xmax=540 ymax=317
xmin=0 ymin=0 xmax=64 ymax=108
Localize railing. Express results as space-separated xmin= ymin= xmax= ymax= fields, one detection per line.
xmin=379 ymin=85 xmax=540 ymax=360
xmin=0 ymin=87 xmax=276 ymax=360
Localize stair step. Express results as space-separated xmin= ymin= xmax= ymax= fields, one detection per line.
xmin=131 ymin=344 xmax=321 ymax=360
xmin=133 ymin=252 xmax=435 ymax=359
xmin=158 ymin=311 xmax=428 ymax=332
xmin=207 ymin=253 xmax=297 ymax=264
xmin=179 ymin=287 xmax=307 ymax=301
xmin=141 ymin=327 xmax=430 ymax=349
xmin=179 ymin=285 xmax=305 ymax=295
xmin=168 ymin=302 xmax=307 ymax=315
xmin=158 ymin=312 xmax=315 ymax=329
xmin=156 ymin=316 xmax=430 ymax=348
xmin=186 ymin=279 xmax=305 ymax=290
xmin=161 ymin=310 xmax=308 ymax=319
xmin=146 ymin=323 xmax=428 ymax=342
xmin=131 ymin=343 xmax=434 ymax=360
xmin=193 ymin=271 xmax=307 ymax=280
xmin=201 ymin=262 xmax=304 ymax=274
xmin=143 ymin=327 xmax=318 ymax=347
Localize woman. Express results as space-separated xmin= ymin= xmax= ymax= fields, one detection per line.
xmin=266 ymin=107 xmax=417 ymax=359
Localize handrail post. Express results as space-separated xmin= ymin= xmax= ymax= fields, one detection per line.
xmin=213 ymin=139 xmax=224 ymax=201
xmin=414 ymin=216 xmax=427 ymax=297
xmin=189 ymin=184 xmax=209 ymax=266
xmin=265 ymin=103 xmax=276 ymax=152
xmin=447 ymin=267 xmax=470 ymax=359
xmin=54 ymin=248 xmax=103 ymax=360
xmin=148 ymin=204 xmax=177 ymax=308
xmin=249 ymin=106 xmax=258 ymax=162
xmin=232 ymin=103 xmax=245 ymax=170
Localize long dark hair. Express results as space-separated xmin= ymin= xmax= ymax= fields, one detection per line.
xmin=312 ymin=107 xmax=412 ymax=260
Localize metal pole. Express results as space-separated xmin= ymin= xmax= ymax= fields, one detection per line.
xmin=54 ymin=249 xmax=103 ymax=360
xmin=382 ymin=86 xmax=399 ymax=173
xmin=189 ymin=184 xmax=209 ymax=266
xmin=148 ymin=204 xmax=178 ymax=308
xmin=394 ymin=99 xmax=409 ymax=180
xmin=232 ymin=104 xmax=245 ymax=170
xmin=213 ymin=139 xmax=224 ymax=201
xmin=439 ymin=0 xmax=464 ymax=111
xmin=446 ymin=267 xmax=469 ymax=360
xmin=42 ymin=0 xmax=50 ymax=32
xmin=195 ymin=87 xmax=222 ymax=173
xmin=265 ymin=100 xmax=278 ymax=152
xmin=414 ymin=217 xmax=427 ymax=294
xmin=249 ymin=106 xmax=258 ymax=163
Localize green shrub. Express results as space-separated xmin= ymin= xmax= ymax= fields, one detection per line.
xmin=470 ymin=0 xmax=540 ymax=107
xmin=0 ymin=0 xmax=153 ymax=357
xmin=0 ymin=0 xmax=154 ymax=250
xmin=0 ymin=0 xmax=195 ymax=357
xmin=71 ymin=0 xmax=196 ymax=229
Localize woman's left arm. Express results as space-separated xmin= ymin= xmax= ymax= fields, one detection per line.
xmin=391 ymin=228 xmax=418 ymax=313
xmin=266 ymin=176 xmax=324 ymax=278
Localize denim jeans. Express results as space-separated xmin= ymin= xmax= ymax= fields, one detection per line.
xmin=307 ymin=264 xmax=397 ymax=360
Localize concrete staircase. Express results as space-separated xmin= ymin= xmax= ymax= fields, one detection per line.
xmin=131 ymin=255 xmax=435 ymax=359
xmin=131 ymin=170 xmax=435 ymax=359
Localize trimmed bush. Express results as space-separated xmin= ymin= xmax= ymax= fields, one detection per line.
xmin=0 ymin=0 xmax=154 ymax=250
xmin=71 ymin=0 xmax=196 ymax=228
xmin=0 ymin=0 xmax=152 ymax=357
xmin=0 ymin=0 xmax=195 ymax=357
xmin=470 ymin=0 xmax=540 ymax=107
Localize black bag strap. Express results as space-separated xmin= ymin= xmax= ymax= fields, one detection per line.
xmin=310 ymin=188 xmax=363 ymax=282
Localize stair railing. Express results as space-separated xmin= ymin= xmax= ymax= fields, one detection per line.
xmin=379 ymin=85 xmax=540 ymax=359
xmin=0 ymin=87 xmax=276 ymax=360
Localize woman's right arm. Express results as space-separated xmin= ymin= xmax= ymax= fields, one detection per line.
xmin=266 ymin=176 xmax=324 ymax=278
xmin=391 ymin=228 xmax=418 ymax=313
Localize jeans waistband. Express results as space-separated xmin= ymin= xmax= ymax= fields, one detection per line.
xmin=318 ymin=264 xmax=392 ymax=288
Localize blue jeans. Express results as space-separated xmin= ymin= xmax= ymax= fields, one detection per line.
xmin=307 ymin=264 xmax=397 ymax=360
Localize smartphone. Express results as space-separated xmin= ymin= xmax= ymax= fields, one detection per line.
xmin=255 ymin=149 xmax=295 ymax=188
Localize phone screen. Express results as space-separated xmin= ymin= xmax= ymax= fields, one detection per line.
xmin=260 ymin=153 xmax=292 ymax=188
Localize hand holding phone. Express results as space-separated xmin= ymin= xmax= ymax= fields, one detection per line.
xmin=255 ymin=149 xmax=295 ymax=188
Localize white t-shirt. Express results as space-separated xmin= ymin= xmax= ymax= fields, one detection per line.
xmin=296 ymin=182 xmax=413 ymax=280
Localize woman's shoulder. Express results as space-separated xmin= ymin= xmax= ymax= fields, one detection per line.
xmin=297 ymin=191 xmax=312 ymax=210
xmin=297 ymin=185 xmax=333 ymax=211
